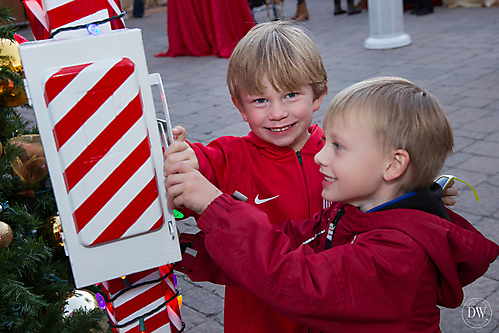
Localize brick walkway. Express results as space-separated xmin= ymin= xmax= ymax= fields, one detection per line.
xmin=17 ymin=1 xmax=499 ymax=331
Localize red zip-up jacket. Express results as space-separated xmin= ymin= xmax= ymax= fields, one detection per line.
xmin=177 ymin=125 xmax=325 ymax=333
xmin=196 ymin=191 xmax=499 ymax=333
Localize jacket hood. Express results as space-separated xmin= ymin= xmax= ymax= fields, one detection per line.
xmin=243 ymin=124 xmax=323 ymax=158
xmin=336 ymin=187 xmax=499 ymax=308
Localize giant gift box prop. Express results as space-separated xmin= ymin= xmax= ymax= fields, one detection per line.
xmin=19 ymin=28 xmax=183 ymax=332
xmin=22 ymin=0 xmax=125 ymax=40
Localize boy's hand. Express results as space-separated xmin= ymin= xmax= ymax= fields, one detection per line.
xmin=163 ymin=126 xmax=199 ymax=173
xmin=165 ymin=162 xmax=222 ymax=214
xmin=442 ymin=179 xmax=458 ymax=207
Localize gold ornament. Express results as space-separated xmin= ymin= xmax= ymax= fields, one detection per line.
xmin=0 ymin=38 xmax=23 ymax=74
xmin=0 ymin=141 xmax=2 ymax=156
xmin=43 ymin=215 xmax=63 ymax=248
xmin=0 ymin=78 xmax=27 ymax=108
xmin=9 ymin=135 xmax=48 ymax=187
xmin=0 ymin=38 xmax=27 ymax=107
xmin=0 ymin=221 xmax=13 ymax=249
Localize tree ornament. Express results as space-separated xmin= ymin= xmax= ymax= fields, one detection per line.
xmin=0 ymin=221 xmax=13 ymax=249
xmin=0 ymin=140 xmax=2 ymax=156
xmin=9 ymin=134 xmax=48 ymax=187
xmin=0 ymin=38 xmax=28 ymax=107
xmin=43 ymin=215 xmax=63 ymax=248
xmin=63 ymin=290 xmax=99 ymax=317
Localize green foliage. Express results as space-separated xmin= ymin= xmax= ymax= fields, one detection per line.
xmin=0 ymin=5 xmax=107 ymax=332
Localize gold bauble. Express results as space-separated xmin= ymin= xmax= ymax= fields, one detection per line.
xmin=0 ymin=78 xmax=27 ymax=108
xmin=0 ymin=38 xmax=23 ymax=75
xmin=9 ymin=135 xmax=48 ymax=185
xmin=0 ymin=221 xmax=13 ymax=249
xmin=0 ymin=38 xmax=27 ymax=107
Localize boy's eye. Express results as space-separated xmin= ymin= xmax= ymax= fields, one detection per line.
xmin=253 ymin=98 xmax=267 ymax=104
xmin=286 ymin=92 xmax=298 ymax=98
xmin=333 ymin=142 xmax=342 ymax=149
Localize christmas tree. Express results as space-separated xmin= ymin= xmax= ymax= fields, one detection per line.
xmin=0 ymin=6 xmax=107 ymax=332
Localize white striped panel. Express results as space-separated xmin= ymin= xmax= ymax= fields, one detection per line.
xmin=67 ymin=118 xmax=147 ymax=211
xmin=77 ymin=158 xmax=158 ymax=246
xmin=46 ymin=57 xmax=123 ymax=125
xmin=57 ymin=67 xmax=141 ymax=171
xmin=121 ymin=197 xmax=163 ymax=238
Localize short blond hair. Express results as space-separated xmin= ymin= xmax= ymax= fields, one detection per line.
xmin=324 ymin=77 xmax=454 ymax=192
xmin=227 ymin=21 xmax=327 ymax=105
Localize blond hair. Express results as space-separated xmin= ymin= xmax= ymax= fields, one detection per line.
xmin=324 ymin=77 xmax=454 ymax=192
xmin=227 ymin=21 xmax=327 ymax=105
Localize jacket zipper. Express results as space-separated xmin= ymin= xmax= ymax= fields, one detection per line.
xmin=296 ymin=151 xmax=303 ymax=165
xmin=296 ymin=150 xmax=313 ymax=218
xmin=325 ymin=207 xmax=345 ymax=250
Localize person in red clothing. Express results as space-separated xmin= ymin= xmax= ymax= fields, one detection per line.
xmin=164 ymin=76 xmax=498 ymax=332
xmin=164 ymin=20 xmax=328 ymax=333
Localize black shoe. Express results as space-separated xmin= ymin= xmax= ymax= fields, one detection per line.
xmin=348 ymin=4 xmax=361 ymax=15
xmin=415 ymin=6 xmax=433 ymax=15
xmin=411 ymin=2 xmax=423 ymax=14
xmin=334 ymin=5 xmax=346 ymax=15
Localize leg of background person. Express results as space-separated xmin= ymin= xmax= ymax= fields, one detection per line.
xmin=334 ymin=0 xmax=346 ymax=15
xmin=133 ymin=0 xmax=145 ymax=17
xmin=292 ymin=0 xmax=309 ymax=21
xmin=416 ymin=0 xmax=434 ymax=15
xmin=347 ymin=0 xmax=361 ymax=14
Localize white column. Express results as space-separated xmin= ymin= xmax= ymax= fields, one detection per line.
xmin=364 ymin=0 xmax=412 ymax=50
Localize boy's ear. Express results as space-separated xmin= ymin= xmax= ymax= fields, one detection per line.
xmin=312 ymin=92 xmax=326 ymax=112
xmin=232 ymin=96 xmax=249 ymax=122
xmin=384 ymin=149 xmax=410 ymax=181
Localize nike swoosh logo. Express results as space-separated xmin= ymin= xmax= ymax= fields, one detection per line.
xmin=255 ymin=194 xmax=280 ymax=205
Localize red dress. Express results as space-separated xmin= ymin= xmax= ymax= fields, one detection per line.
xmin=157 ymin=0 xmax=255 ymax=58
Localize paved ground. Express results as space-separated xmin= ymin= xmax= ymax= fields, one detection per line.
xmin=17 ymin=1 xmax=499 ymax=332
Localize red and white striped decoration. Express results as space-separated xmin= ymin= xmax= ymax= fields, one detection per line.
xmin=100 ymin=266 xmax=183 ymax=333
xmin=43 ymin=57 xmax=163 ymax=247
xmin=22 ymin=0 xmax=125 ymax=40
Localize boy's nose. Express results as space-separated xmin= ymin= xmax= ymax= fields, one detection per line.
xmin=268 ymin=103 xmax=288 ymax=120
xmin=314 ymin=146 xmax=327 ymax=166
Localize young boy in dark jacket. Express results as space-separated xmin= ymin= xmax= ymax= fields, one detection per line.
xmin=164 ymin=77 xmax=499 ymax=332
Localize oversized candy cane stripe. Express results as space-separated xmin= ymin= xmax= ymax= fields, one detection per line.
xmin=76 ymin=158 xmax=161 ymax=246
xmin=167 ymin=305 xmax=183 ymax=331
xmin=72 ymin=138 xmax=150 ymax=233
xmin=122 ymin=310 xmax=170 ymax=333
xmin=22 ymin=0 xmax=50 ymax=40
xmin=90 ymin=180 xmax=160 ymax=246
xmin=52 ymin=58 xmax=135 ymax=150
xmin=101 ymin=269 xmax=159 ymax=297
xmin=64 ymin=117 xmax=148 ymax=212
xmin=45 ymin=0 xmax=108 ymax=30
xmin=53 ymin=71 xmax=143 ymax=178
xmin=114 ymin=283 xmax=165 ymax=322
xmin=44 ymin=58 xmax=131 ymax=124
xmin=44 ymin=63 xmax=91 ymax=106
xmin=63 ymin=93 xmax=142 ymax=192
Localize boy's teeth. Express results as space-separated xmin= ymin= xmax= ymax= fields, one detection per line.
xmin=270 ymin=124 xmax=292 ymax=132
xmin=325 ymin=176 xmax=335 ymax=181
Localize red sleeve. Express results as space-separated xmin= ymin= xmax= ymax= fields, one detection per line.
xmin=197 ymin=195 xmax=434 ymax=332
xmin=176 ymin=232 xmax=237 ymax=286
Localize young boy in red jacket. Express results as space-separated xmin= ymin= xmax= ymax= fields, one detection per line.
xmin=165 ymin=20 xmax=328 ymax=333
xmin=164 ymin=77 xmax=499 ymax=333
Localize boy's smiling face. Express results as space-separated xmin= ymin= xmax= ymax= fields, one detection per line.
xmin=314 ymin=115 xmax=395 ymax=212
xmin=234 ymin=77 xmax=324 ymax=151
